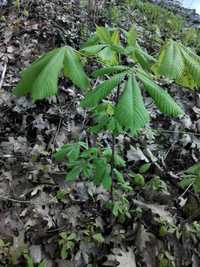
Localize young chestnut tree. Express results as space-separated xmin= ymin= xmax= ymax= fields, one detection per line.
xmin=13 ymin=26 xmax=200 ymax=190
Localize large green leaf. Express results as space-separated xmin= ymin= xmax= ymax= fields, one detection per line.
xmin=137 ymin=72 xmax=184 ymax=116
xmin=64 ymin=47 xmax=90 ymax=91
xmin=81 ymin=72 xmax=126 ymax=108
xmin=13 ymin=48 xmax=66 ymax=101
xmin=152 ymin=39 xmax=184 ymax=80
xmin=115 ymin=75 xmax=149 ymax=135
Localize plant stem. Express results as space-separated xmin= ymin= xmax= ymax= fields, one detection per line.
xmin=110 ymin=133 xmax=115 ymax=200
xmin=110 ymin=84 xmax=121 ymax=200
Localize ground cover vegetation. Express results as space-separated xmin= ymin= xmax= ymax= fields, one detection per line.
xmin=0 ymin=0 xmax=200 ymax=266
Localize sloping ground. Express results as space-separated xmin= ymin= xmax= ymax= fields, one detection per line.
xmin=0 ymin=1 xmax=200 ymax=266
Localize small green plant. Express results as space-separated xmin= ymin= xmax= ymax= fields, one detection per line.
xmin=110 ymin=191 xmax=131 ymax=221
xmin=54 ymin=141 xmax=125 ymax=189
xmin=184 ymin=221 xmax=200 ymax=237
xmin=56 ymin=189 xmax=70 ymax=201
xmin=158 ymin=220 xmax=181 ymax=239
xmin=179 ymin=163 xmax=200 ymax=193
xmin=0 ymin=239 xmax=10 ymax=262
xmin=147 ymin=176 xmax=168 ymax=193
xmin=129 ymin=162 xmax=151 ymax=187
xmin=159 ymin=252 xmax=175 ymax=267
xmin=83 ymin=223 xmax=104 ymax=243
xmin=23 ymin=251 xmax=45 ymax=267
xmin=59 ymin=232 xmax=77 ymax=259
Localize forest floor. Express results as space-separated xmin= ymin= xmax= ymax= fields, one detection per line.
xmin=0 ymin=1 xmax=200 ymax=266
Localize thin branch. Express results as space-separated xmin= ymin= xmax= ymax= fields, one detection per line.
xmin=0 ymin=194 xmax=57 ymax=205
xmin=179 ymin=182 xmax=194 ymax=198
xmin=0 ymin=61 xmax=7 ymax=90
xmin=155 ymin=128 xmax=200 ymax=137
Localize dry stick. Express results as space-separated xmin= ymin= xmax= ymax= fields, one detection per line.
xmin=52 ymin=117 xmax=63 ymax=146
xmin=179 ymin=182 xmax=194 ymax=199
xmin=0 ymin=62 xmax=7 ymax=90
xmin=156 ymin=128 xmax=200 ymax=137
xmin=0 ymin=194 xmax=57 ymax=205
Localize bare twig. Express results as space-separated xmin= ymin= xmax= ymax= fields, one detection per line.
xmin=179 ymin=183 xmax=194 ymax=199
xmin=155 ymin=128 xmax=200 ymax=137
xmin=0 ymin=194 xmax=57 ymax=205
xmin=145 ymin=147 xmax=164 ymax=172
xmin=0 ymin=61 xmax=7 ymax=90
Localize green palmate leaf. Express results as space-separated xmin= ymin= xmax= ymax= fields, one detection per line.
xmin=65 ymin=166 xmax=81 ymax=181
xmin=97 ymin=46 xmax=118 ymax=65
xmin=96 ymin=26 xmax=111 ymax=43
xmin=179 ymin=45 xmax=200 ymax=87
xmin=81 ymin=44 xmax=107 ymax=55
xmin=152 ymin=39 xmax=184 ymax=80
xmin=64 ymin=47 xmax=90 ymax=91
xmin=109 ymin=44 xmax=126 ymax=54
xmin=92 ymin=65 xmax=129 ymax=78
xmin=81 ymin=72 xmax=126 ymax=108
xmin=53 ymin=144 xmax=70 ymax=160
xmin=81 ymin=34 xmax=99 ymax=48
xmin=13 ymin=48 xmax=66 ymax=101
xmin=103 ymin=148 xmax=126 ymax=167
xmin=115 ymin=75 xmax=149 ymax=135
xmin=137 ymin=72 xmax=184 ymax=116
xmin=53 ymin=143 xmax=80 ymax=161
